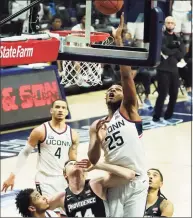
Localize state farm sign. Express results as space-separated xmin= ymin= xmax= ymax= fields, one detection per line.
xmin=0 ymin=38 xmax=60 ymax=67
xmin=0 ymin=46 xmax=34 ymax=58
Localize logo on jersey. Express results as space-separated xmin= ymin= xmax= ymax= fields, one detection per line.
xmin=152 ymin=207 xmax=158 ymax=213
xmin=107 ymin=119 xmax=125 ymax=134
xmin=68 ymin=197 xmax=96 ymax=212
xmin=48 ymin=135 xmax=54 ymax=139
xmin=46 ymin=138 xmax=71 ymax=146
xmin=85 ymin=189 xmax=91 ymax=196
xmin=115 ymin=114 xmax=120 ymax=119
xmin=66 ymin=195 xmax=73 ymax=201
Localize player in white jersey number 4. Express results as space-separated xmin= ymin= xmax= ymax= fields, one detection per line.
xmin=2 ymin=99 xmax=79 ymax=214
xmin=88 ymin=13 xmax=148 ymax=217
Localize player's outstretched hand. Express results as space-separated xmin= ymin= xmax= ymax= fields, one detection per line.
xmin=76 ymin=159 xmax=96 ymax=172
xmin=84 ymin=164 xmax=95 ymax=172
xmin=112 ymin=12 xmax=124 ymax=40
xmin=1 ymin=174 xmax=15 ymax=192
xmin=76 ymin=159 xmax=92 ymax=169
xmin=96 ymin=120 xmax=107 ymax=143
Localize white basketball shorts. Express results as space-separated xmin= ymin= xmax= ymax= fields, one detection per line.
xmin=107 ymin=177 xmax=149 ymax=217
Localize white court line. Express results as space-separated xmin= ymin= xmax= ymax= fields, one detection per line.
xmin=173 ymin=112 xmax=192 ymax=116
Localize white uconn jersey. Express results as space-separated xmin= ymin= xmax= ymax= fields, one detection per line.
xmin=37 ymin=122 xmax=72 ymax=176
xmin=102 ymin=110 xmax=146 ymax=177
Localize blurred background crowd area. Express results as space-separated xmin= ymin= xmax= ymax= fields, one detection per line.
xmin=0 ymin=0 xmax=122 ymax=36
xmin=0 ymin=0 xmax=192 ymax=105
xmin=1 ymin=0 xmax=191 ymax=44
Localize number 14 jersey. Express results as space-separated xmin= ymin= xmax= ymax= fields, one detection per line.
xmin=101 ymin=109 xmax=146 ymax=177
xmin=37 ymin=121 xmax=72 ymax=176
xmin=64 ymin=180 xmax=109 ymax=217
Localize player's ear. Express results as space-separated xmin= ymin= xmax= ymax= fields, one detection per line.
xmin=50 ymin=108 xmax=53 ymax=115
xmin=63 ymin=168 xmax=67 ymax=177
xmin=64 ymin=175 xmax=69 ymax=184
xmin=28 ymin=206 xmax=36 ymax=212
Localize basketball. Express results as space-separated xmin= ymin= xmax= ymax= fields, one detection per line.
xmin=94 ymin=0 xmax=124 ymax=15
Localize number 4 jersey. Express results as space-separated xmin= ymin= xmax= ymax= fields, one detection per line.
xmin=37 ymin=121 xmax=72 ymax=176
xmin=101 ymin=109 xmax=146 ymax=177
xmin=64 ymin=180 xmax=109 ymax=217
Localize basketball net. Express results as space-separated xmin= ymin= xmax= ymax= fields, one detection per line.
xmin=58 ymin=31 xmax=114 ymax=87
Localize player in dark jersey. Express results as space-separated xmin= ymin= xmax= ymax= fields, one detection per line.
xmin=15 ymin=188 xmax=58 ymax=217
xmin=48 ymin=159 xmax=136 ymax=217
xmin=144 ymin=169 xmax=174 ymax=217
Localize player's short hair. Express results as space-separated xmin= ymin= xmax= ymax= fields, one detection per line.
xmin=15 ymin=188 xmax=34 ymax=217
xmin=148 ymin=168 xmax=163 ymax=182
xmin=111 ymin=83 xmax=122 ymax=87
xmin=106 ymin=84 xmax=122 ymax=93
xmin=63 ymin=160 xmax=71 ymax=174
xmin=51 ymin=99 xmax=66 ymax=108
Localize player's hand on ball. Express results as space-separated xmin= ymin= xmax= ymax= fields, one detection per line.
xmin=2 ymin=174 xmax=15 ymax=192
xmin=112 ymin=12 xmax=124 ymax=39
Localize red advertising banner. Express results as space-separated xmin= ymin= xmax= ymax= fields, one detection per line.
xmin=0 ymin=38 xmax=60 ymax=67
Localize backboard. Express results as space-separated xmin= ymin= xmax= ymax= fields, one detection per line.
xmin=57 ymin=0 xmax=164 ymax=67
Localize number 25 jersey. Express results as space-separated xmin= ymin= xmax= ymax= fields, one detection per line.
xmin=101 ymin=109 xmax=146 ymax=176
xmin=37 ymin=121 xmax=72 ymax=176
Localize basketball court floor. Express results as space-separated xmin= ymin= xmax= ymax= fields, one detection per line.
xmin=0 ymin=89 xmax=192 ymax=217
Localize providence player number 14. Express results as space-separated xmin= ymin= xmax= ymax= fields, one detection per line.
xmin=75 ymin=208 xmax=95 ymax=217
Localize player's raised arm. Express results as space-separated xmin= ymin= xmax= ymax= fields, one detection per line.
xmin=80 ymin=159 xmax=136 ymax=181
xmin=88 ymin=119 xmax=107 ymax=165
xmin=88 ymin=120 xmax=101 ymax=165
xmin=96 ymin=164 xmax=136 ymax=188
xmin=48 ymin=192 xmax=66 ymax=211
xmin=87 ymin=161 xmax=136 ymax=199
xmin=94 ymin=162 xmax=136 ymax=181
xmin=68 ymin=129 xmax=79 ymax=160
xmin=1 ymin=125 xmax=45 ymax=192
xmin=113 ymin=13 xmax=140 ymax=121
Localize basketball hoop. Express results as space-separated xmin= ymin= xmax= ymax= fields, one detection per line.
xmin=51 ymin=30 xmax=113 ymax=87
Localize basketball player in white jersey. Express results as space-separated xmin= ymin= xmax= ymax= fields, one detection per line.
xmin=15 ymin=188 xmax=59 ymax=217
xmin=2 ymin=99 xmax=79 ymax=214
xmin=48 ymin=159 xmax=136 ymax=217
xmin=88 ymin=13 xmax=148 ymax=217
